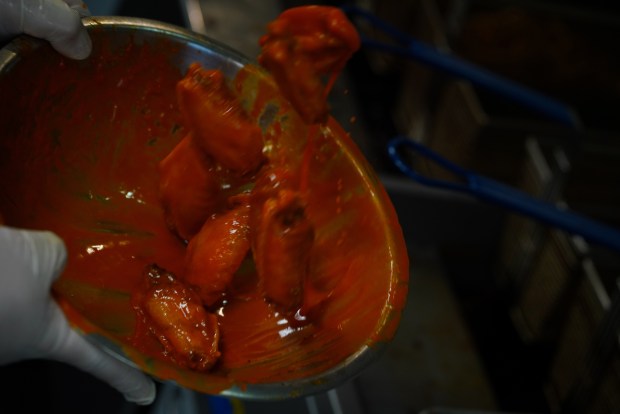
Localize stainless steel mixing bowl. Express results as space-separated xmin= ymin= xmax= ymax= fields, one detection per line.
xmin=0 ymin=16 xmax=409 ymax=400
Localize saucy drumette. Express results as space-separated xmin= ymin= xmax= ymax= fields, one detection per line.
xmin=158 ymin=133 xmax=226 ymax=241
xmin=250 ymin=166 xmax=314 ymax=315
xmin=176 ymin=63 xmax=265 ymax=175
xmin=184 ymin=195 xmax=252 ymax=307
xmin=132 ymin=264 xmax=221 ymax=372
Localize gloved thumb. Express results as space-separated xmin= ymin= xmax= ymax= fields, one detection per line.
xmin=0 ymin=0 xmax=92 ymax=60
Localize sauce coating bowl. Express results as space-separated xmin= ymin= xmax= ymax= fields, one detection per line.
xmin=0 ymin=16 xmax=409 ymax=400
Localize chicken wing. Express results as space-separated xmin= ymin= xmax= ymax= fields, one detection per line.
xmin=176 ymin=64 xmax=264 ymax=174
xmin=252 ymin=187 xmax=314 ymax=315
xmin=135 ymin=264 xmax=220 ymax=371
xmin=158 ymin=133 xmax=225 ymax=241
xmin=184 ymin=196 xmax=252 ymax=306
xmin=258 ymin=6 xmax=360 ymax=124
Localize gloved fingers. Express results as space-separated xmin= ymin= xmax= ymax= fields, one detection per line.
xmin=24 ymin=0 xmax=92 ymax=59
xmin=0 ymin=227 xmax=67 ymax=290
xmin=22 ymin=229 xmax=67 ymax=284
xmin=0 ymin=226 xmax=155 ymax=404
xmin=62 ymin=0 xmax=91 ymax=17
xmin=43 ymin=305 xmax=157 ymax=405
xmin=0 ymin=227 xmax=68 ymax=364
xmin=0 ymin=0 xmax=93 ymax=59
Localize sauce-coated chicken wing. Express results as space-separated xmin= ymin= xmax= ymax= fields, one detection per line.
xmin=184 ymin=196 xmax=252 ymax=306
xmin=258 ymin=6 xmax=360 ymax=124
xmin=176 ymin=64 xmax=264 ymax=174
xmin=134 ymin=264 xmax=220 ymax=371
xmin=158 ymin=134 xmax=225 ymax=241
xmin=252 ymin=188 xmax=314 ymax=314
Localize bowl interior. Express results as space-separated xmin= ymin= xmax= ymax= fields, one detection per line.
xmin=0 ymin=17 xmax=409 ymax=399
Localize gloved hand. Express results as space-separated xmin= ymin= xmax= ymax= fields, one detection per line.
xmin=0 ymin=0 xmax=92 ymax=59
xmin=0 ymin=226 xmax=156 ymax=405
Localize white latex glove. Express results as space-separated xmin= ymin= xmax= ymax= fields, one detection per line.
xmin=0 ymin=226 xmax=156 ymax=405
xmin=0 ymin=0 xmax=92 ymax=59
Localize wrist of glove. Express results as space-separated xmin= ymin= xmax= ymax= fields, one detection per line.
xmin=0 ymin=226 xmax=155 ymax=405
xmin=0 ymin=0 xmax=92 ymax=59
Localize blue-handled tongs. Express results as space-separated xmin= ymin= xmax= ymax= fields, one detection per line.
xmin=342 ymin=5 xmax=581 ymax=129
xmin=343 ymin=6 xmax=620 ymax=251
xmin=388 ymin=137 xmax=620 ymax=252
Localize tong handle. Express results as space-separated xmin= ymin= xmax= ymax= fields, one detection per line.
xmin=343 ymin=5 xmax=580 ymax=128
xmin=387 ymin=137 xmax=620 ymax=252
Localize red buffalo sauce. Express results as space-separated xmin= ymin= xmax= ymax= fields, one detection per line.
xmin=0 ymin=6 xmax=408 ymax=394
